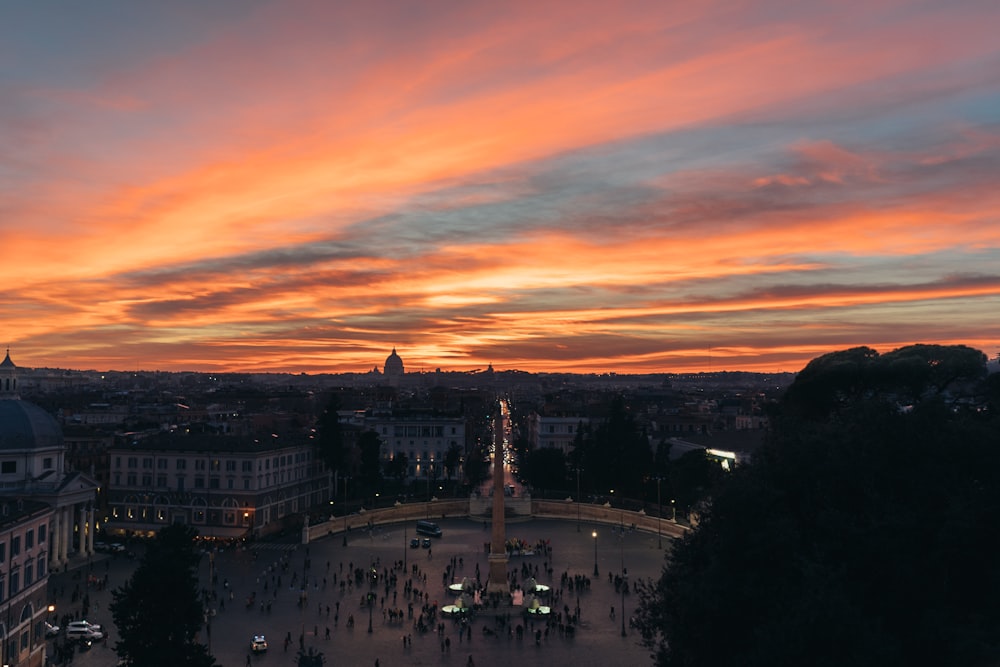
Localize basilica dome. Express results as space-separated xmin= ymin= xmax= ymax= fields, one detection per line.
xmin=384 ymin=347 xmax=405 ymax=377
xmin=0 ymin=399 xmax=63 ymax=451
xmin=0 ymin=349 xmax=63 ymax=452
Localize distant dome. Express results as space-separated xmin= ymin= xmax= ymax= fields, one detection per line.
xmin=384 ymin=347 xmax=405 ymax=377
xmin=0 ymin=398 xmax=63 ymax=451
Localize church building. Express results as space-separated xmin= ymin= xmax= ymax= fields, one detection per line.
xmin=0 ymin=350 xmax=100 ymax=567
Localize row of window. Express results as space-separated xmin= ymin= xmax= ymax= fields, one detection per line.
xmin=0 ymin=555 xmax=47 ymax=603
xmin=383 ymin=425 xmax=459 ymax=437
xmin=111 ymin=506 xmax=253 ymax=526
xmin=113 ymin=470 xmax=307 ymax=490
xmin=383 ymin=444 xmax=460 ymax=461
xmin=0 ymin=458 xmax=54 ymax=474
xmin=116 ymin=452 xmax=311 ymax=472
xmin=0 ymin=525 xmax=47 ymax=562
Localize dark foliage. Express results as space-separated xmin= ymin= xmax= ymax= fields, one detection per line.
xmin=358 ymin=429 xmax=383 ymax=491
xmin=571 ymin=394 xmax=652 ymax=497
xmin=315 ymin=393 xmax=346 ymax=472
xmin=521 ymin=446 xmax=569 ymax=495
xmin=444 ymin=442 xmax=463 ymax=481
xmin=464 ymin=445 xmax=490 ymax=488
xmin=636 ymin=345 xmax=1000 ymax=667
xmin=110 ymin=524 xmax=217 ymax=667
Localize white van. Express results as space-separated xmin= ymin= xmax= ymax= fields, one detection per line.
xmin=66 ymin=621 xmax=104 ymax=641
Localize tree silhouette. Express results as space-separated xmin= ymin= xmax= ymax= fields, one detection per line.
xmin=315 ymin=393 xmax=345 ymax=473
xmin=444 ymin=442 xmax=463 ymax=482
xmin=358 ymin=430 xmax=383 ymax=495
xmin=635 ymin=344 xmax=1000 ymax=667
xmin=110 ymin=524 xmax=218 ymax=667
xmin=574 ymin=395 xmax=651 ymax=498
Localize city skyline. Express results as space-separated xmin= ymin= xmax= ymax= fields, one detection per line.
xmin=2 ymin=1 xmax=998 ymax=375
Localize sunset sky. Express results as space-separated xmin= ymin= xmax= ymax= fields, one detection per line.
xmin=2 ymin=1 xmax=999 ymax=375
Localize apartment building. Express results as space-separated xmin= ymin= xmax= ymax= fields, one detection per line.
xmin=105 ymin=432 xmax=330 ymax=539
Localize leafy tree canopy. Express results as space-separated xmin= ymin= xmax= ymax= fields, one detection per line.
xmin=521 ymin=446 xmax=568 ymax=493
xmin=573 ymin=394 xmax=652 ymax=497
xmin=636 ymin=344 xmax=1000 ymax=667
xmin=110 ymin=524 xmax=217 ymax=667
xmin=315 ymin=393 xmax=345 ymax=471
xmin=780 ymin=344 xmax=986 ymax=420
xmin=358 ymin=429 xmax=383 ymax=490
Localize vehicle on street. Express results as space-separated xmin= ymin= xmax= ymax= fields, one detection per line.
xmin=415 ymin=520 xmax=442 ymax=537
xmin=409 ymin=538 xmax=420 ymax=548
xmin=44 ymin=622 xmax=60 ymax=637
xmin=421 ymin=538 xmax=431 ymax=548
xmin=66 ymin=622 xmax=104 ymax=642
xmin=109 ymin=542 xmax=126 ymax=553
xmin=251 ymin=634 xmax=268 ymax=652
xmin=67 ymin=620 xmax=102 ymax=632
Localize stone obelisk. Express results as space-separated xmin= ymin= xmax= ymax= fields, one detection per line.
xmin=486 ymin=404 xmax=510 ymax=594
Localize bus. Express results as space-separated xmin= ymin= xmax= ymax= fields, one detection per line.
xmin=415 ymin=520 xmax=442 ymax=537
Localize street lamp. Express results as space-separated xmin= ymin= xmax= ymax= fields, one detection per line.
xmin=404 ymin=523 xmax=408 ymax=568
xmin=367 ymin=593 xmax=374 ymax=634
xmin=592 ymin=531 xmax=598 ymax=576
xmin=656 ymin=477 xmax=663 ymax=549
xmin=671 ymin=499 xmax=676 ymax=522
xmin=620 ymin=529 xmax=627 ymax=637
xmin=576 ymin=467 xmax=581 ymax=532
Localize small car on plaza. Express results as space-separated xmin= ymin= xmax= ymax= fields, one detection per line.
xmin=251 ymin=634 xmax=268 ymax=652
xmin=421 ymin=538 xmax=431 ymax=548
xmin=409 ymin=538 xmax=420 ymax=548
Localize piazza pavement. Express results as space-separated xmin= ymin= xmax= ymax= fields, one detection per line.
xmin=46 ymin=517 xmax=675 ymax=667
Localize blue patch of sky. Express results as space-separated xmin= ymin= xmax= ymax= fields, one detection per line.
xmin=0 ymin=2 xmax=267 ymax=87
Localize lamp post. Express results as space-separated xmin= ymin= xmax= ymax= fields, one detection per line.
xmin=404 ymin=523 xmax=408 ymax=568
xmin=671 ymin=499 xmax=676 ymax=522
xmin=576 ymin=467 xmax=581 ymax=533
xmin=656 ymin=477 xmax=663 ymax=549
xmin=620 ymin=525 xmax=627 ymax=637
xmin=592 ymin=531 xmax=598 ymax=576
xmin=343 ymin=476 xmax=351 ymax=546
xmin=367 ymin=592 xmax=373 ymax=634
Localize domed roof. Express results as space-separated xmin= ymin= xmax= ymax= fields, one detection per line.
xmin=384 ymin=347 xmax=404 ymax=376
xmin=0 ymin=398 xmax=63 ymax=451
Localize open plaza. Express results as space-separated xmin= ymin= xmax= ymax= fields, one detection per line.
xmin=48 ymin=516 xmax=675 ymax=667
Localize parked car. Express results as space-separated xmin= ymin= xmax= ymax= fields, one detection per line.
xmin=109 ymin=542 xmax=126 ymax=553
xmin=251 ymin=634 xmax=268 ymax=652
xmin=421 ymin=538 xmax=431 ymax=548
xmin=409 ymin=538 xmax=420 ymax=548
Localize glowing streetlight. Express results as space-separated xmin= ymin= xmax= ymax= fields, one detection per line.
xmin=592 ymin=531 xmax=599 ymax=576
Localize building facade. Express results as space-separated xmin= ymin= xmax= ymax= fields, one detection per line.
xmin=0 ymin=499 xmax=53 ymax=667
xmin=105 ymin=433 xmax=331 ymax=540
xmin=0 ymin=351 xmax=99 ymax=570
xmin=367 ymin=415 xmax=465 ymax=481
xmin=526 ymin=412 xmax=589 ymax=455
